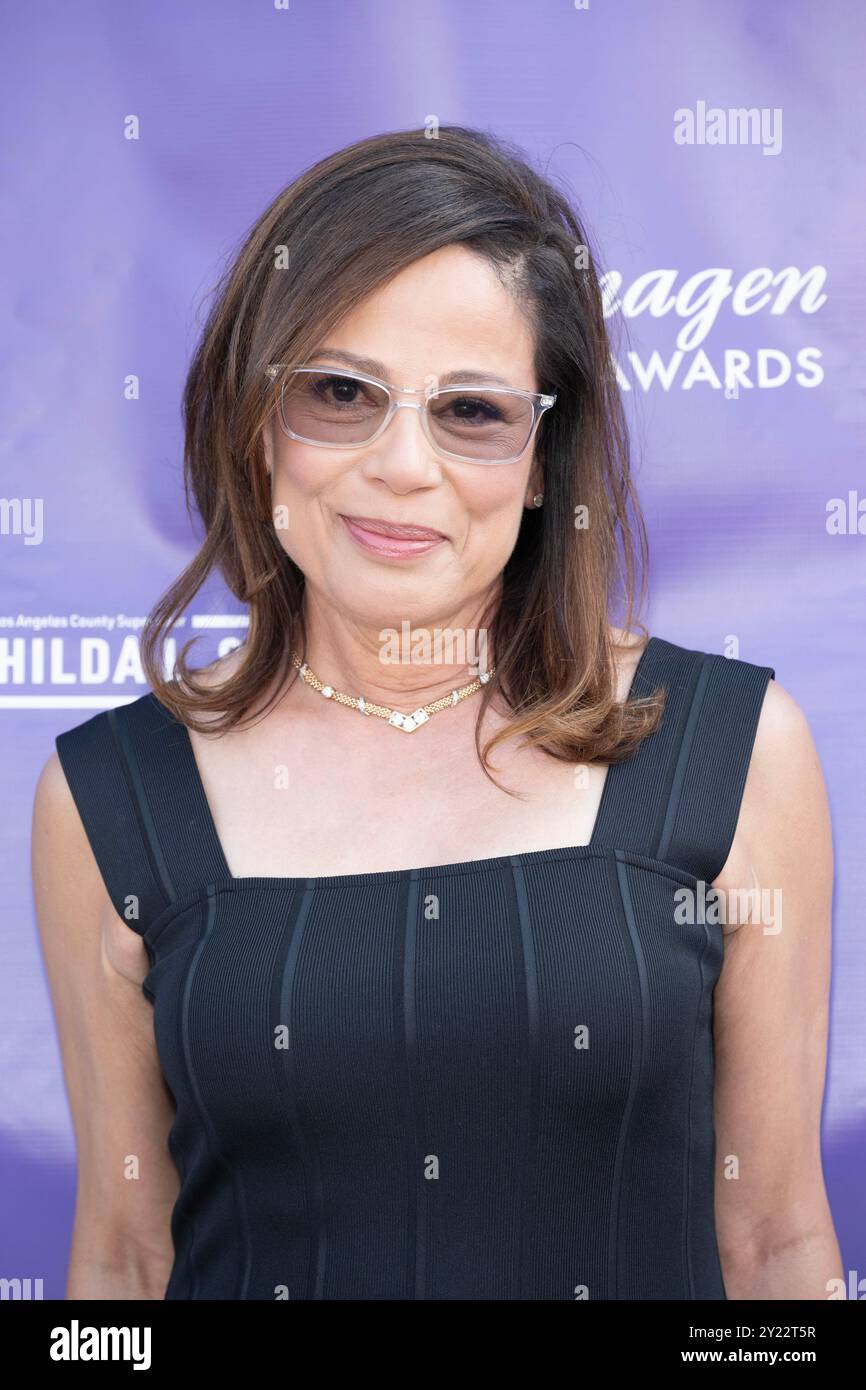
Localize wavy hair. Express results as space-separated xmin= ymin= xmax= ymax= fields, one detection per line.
xmin=140 ymin=124 xmax=665 ymax=782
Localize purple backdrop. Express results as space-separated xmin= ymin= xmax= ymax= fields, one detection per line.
xmin=3 ymin=0 xmax=863 ymax=1298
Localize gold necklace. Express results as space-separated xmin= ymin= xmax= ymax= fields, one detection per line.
xmin=290 ymin=649 xmax=494 ymax=733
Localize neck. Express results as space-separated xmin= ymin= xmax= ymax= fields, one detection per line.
xmin=294 ymin=590 xmax=498 ymax=710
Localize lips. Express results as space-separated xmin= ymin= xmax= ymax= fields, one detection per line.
xmin=340 ymin=514 xmax=447 ymax=540
xmin=339 ymin=513 xmax=447 ymax=559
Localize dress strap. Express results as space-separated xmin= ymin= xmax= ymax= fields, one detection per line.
xmin=55 ymin=691 xmax=231 ymax=937
xmin=591 ymin=637 xmax=776 ymax=882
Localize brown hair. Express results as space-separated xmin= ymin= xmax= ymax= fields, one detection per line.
xmin=140 ymin=124 xmax=664 ymax=782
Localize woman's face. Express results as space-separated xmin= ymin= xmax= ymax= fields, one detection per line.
xmin=264 ymin=243 xmax=545 ymax=631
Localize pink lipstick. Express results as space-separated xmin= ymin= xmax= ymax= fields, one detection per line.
xmin=340 ymin=514 xmax=447 ymax=558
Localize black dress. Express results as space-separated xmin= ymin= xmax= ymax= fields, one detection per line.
xmin=54 ymin=635 xmax=774 ymax=1300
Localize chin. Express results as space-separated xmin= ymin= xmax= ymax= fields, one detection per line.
xmin=330 ymin=581 xmax=448 ymax=632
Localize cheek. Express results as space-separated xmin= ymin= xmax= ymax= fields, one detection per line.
xmin=272 ymin=442 xmax=344 ymax=497
xmin=461 ymin=454 xmax=533 ymax=510
xmin=453 ymin=469 xmax=530 ymax=557
xmin=268 ymin=445 xmax=347 ymax=564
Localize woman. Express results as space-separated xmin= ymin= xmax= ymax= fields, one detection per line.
xmin=33 ymin=125 xmax=839 ymax=1301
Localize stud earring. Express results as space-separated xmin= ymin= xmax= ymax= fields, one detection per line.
xmin=532 ymin=494 xmax=544 ymax=508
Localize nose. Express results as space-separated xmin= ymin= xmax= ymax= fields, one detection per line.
xmin=362 ymin=400 xmax=443 ymax=489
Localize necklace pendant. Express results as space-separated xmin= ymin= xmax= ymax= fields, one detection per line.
xmin=388 ymin=707 xmax=429 ymax=733
xmin=290 ymin=651 xmax=492 ymax=731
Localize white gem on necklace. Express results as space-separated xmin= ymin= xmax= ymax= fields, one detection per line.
xmin=290 ymin=649 xmax=493 ymax=733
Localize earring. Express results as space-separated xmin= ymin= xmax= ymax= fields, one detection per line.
xmin=532 ymin=494 xmax=544 ymax=508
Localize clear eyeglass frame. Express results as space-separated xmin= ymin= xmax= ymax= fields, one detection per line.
xmin=264 ymin=362 xmax=557 ymax=466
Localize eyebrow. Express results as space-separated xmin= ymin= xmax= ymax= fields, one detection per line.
xmin=308 ymin=347 xmax=520 ymax=390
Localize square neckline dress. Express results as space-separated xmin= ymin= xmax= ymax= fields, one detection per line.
xmin=55 ymin=635 xmax=775 ymax=1300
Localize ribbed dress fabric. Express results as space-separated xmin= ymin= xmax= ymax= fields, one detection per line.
xmin=54 ymin=636 xmax=774 ymax=1301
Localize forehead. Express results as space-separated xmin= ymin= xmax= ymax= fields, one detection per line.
xmin=320 ymin=244 xmax=538 ymax=391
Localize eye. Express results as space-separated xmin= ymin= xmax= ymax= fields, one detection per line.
xmin=299 ymin=373 xmax=385 ymax=415
xmin=434 ymin=393 xmax=507 ymax=425
xmin=310 ymin=374 xmax=364 ymax=404
xmin=453 ymin=396 xmax=504 ymax=421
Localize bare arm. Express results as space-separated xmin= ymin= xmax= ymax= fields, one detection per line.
xmin=32 ymin=750 xmax=180 ymax=1299
xmin=712 ymin=679 xmax=842 ymax=1299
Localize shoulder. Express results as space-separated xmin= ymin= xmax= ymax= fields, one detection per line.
xmin=39 ymin=695 xmax=157 ymax=903
xmin=52 ymin=692 xmax=165 ymax=805
xmin=750 ymin=676 xmax=815 ymax=769
xmin=54 ymin=690 xmax=157 ymax=747
xmin=743 ymin=676 xmax=828 ymax=833
xmin=44 ymin=692 xmax=180 ymax=934
xmin=645 ymin=635 xmax=812 ymax=805
xmin=640 ymin=633 xmax=773 ymax=678
xmin=715 ymin=675 xmax=832 ymax=889
xmin=33 ymin=745 xmax=80 ymax=846
xmin=32 ymin=747 xmax=120 ymax=952
xmin=33 ymin=744 xmax=119 ymax=898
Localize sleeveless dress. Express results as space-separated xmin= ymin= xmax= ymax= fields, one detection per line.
xmin=54 ymin=635 xmax=774 ymax=1301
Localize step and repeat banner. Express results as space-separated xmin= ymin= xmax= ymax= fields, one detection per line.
xmin=3 ymin=0 xmax=863 ymax=1298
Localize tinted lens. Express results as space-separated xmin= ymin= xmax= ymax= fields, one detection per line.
xmin=428 ymin=389 xmax=534 ymax=460
xmin=280 ymin=370 xmax=388 ymax=444
xmin=278 ymin=371 xmax=537 ymax=461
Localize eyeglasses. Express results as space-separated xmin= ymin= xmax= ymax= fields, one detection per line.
xmin=264 ymin=363 xmax=556 ymax=465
